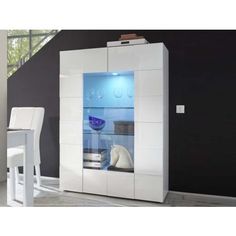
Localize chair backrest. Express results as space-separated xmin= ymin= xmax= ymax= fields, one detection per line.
xmin=9 ymin=107 xmax=45 ymax=165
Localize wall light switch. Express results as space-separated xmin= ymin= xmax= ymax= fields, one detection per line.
xmin=176 ymin=105 xmax=185 ymax=114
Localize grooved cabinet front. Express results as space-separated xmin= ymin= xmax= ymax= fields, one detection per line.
xmin=83 ymin=169 xmax=107 ymax=195
xmin=60 ymin=48 xmax=107 ymax=193
xmin=108 ymin=43 xmax=164 ymax=71
xmin=60 ymin=48 xmax=107 ymax=75
xmin=60 ymin=43 xmax=168 ymax=202
xmin=60 ymin=144 xmax=83 ymax=192
xmin=107 ymin=172 xmax=134 ymax=199
xmin=135 ymin=174 xmax=163 ymax=202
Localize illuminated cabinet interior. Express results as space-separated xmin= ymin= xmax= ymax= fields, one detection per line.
xmin=59 ymin=43 xmax=168 ymax=202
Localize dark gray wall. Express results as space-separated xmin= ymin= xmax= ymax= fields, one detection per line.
xmin=8 ymin=30 xmax=236 ymax=197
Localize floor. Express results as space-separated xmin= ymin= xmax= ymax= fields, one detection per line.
xmin=0 ymin=181 xmax=7 ymax=206
xmin=5 ymin=176 xmax=236 ymax=207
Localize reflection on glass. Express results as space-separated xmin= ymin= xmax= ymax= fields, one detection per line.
xmin=96 ymin=89 xmax=104 ymax=99
xmin=113 ymin=88 xmax=123 ymax=98
xmin=83 ymin=71 xmax=134 ymax=172
xmin=127 ymin=88 xmax=134 ymax=98
xmin=86 ymin=88 xmax=95 ymax=101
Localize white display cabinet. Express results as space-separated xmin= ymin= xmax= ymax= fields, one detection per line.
xmin=60 ymin=43 xmax=168 ymax=202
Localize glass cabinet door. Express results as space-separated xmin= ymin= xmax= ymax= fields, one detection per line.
xmin=83 ymin=71 xmax=134 ymax=172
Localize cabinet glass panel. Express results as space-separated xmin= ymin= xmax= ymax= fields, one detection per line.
xmin=83 ymin=71 xmax=134 ymax=172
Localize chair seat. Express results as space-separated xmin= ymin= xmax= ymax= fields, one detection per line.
xmin=7 ymin=148 xmax=24 ymax=168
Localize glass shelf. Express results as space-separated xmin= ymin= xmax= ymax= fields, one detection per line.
xmin=83 ymin=162 xmax=110 ymax=171
xmin=83 ymin=71 xmax=134 ymax=173
xmin=83 ymin=130 xmax=134 ymax=136
xmin=84 ymin=107 xmax=134 ymax=109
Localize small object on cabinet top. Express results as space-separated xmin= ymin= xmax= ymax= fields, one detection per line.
xmin=107 ymin=38 xmax=148 ymax=47
xmin=119 ymin=33 xmax=144 ymax=40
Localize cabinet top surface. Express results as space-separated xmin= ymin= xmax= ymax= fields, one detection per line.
xmin=60 ymin=42 xmax=167 ymax=54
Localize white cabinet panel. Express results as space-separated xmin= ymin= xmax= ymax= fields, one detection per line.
xmin=108 ymin=43 xmax=164 ymax=71
xmin=60 ymin=98 xmax=82 ymax=121
xmin=60 ymin=121 xmax=82 ymax=145
xmin=135 ymin=148 xmax=163 ymax=175
xmin=135 ymin=70 xmax=163 ymax=97
xmin=60 ymin=48 xmax=107 ymax=75
xmin=60 ymin=144 xmax=83 ymax=192
xmin=135 ymin=174 xmax=164 ymax=202
xmin=135 ymin=96 xmax=163 ymax=122
xmin=107 ymin=172 xmax=134 ymax=199
xmin=59 ymin=43 xmax=168 ymax=202
xmin=60 ymin=74 xmax=83 ymax=98
xmin=163 ymin=46 xmax=169 ymax=200
xmin=135 ymin=122 xmax=163 ymax=149
xmin=83 ymin=169 xmax=107 ymax=195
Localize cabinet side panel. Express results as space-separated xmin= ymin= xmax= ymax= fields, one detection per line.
xmin=134 ymin=44 xmax=167 ymax=202
xmin=163 ymin=45 xmax=169 ymax=199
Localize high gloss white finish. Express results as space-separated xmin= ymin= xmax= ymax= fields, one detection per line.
xmin=163 ymin=46 xmax=169 ymax=199
xmin=135 ymin=96 xmax=163 ymax=122
xmin=107 ymin=172 xmax=134 ymax=199
xmin=135 ymin=70 xmax=163 ymax=97
xmin=135 ymin=122 xmax=163 ymax=149
xmin=60 ymin=74 xmax=83 ymax=98
xmin=60 ymin=98 xmax=82 ymax=121
xmin=59 ymin=48 xmax=95 ymax=193
xmin=0 ymin=31 xmax=7 ymax=183
xmin=132 ymin=45 xmax=168 ymax=202
xmin=60 ymin=121 xmax=82 ymax=145
xmin=135 ymin=174 xmax=163 ymax=202
xmin=60 ymin=43 xmax=169 ymax=203
xmin=108 ymin=43 xmax=164 ymax=71
xmin=60 ymin=144 xmax=82 ymax=192
xmin=60 ymin=48 xmax=107 ymax=75
xmin=83 ymin=169 xmax=107 ymax=195
xmin=135 ymin=148 xmax=163 ymax=175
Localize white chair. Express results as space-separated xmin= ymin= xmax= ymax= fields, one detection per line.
xmin=7 ymin=107 xmax=45 ymax=200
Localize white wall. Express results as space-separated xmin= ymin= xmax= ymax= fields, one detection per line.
xmin=0 ymin=30 xmax=7 ymax=182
